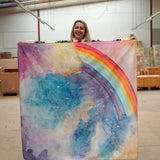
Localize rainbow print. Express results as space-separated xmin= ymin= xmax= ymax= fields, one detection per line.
xmin=18 ymin=40 xmax=138 ymax=160
xmin=75 ymin=42 xmax=137 ymax=119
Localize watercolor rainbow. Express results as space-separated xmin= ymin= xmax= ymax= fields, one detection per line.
xmin=74 ymin=42 xmax=137 ymax=119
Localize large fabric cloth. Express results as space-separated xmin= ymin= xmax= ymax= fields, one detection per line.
xmin=18 ymin=40 xmax=138 ymax=160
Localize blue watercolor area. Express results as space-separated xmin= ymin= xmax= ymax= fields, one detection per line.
xmin=70 ymin=72 xmax=134 ymax=159
xmin=98 ymin=111 xmax=133 ymax=159
xmin=71 ymin=104 xmax=99 ymax=158
xmin=24 ymin=72 xmax=89 ymax=130
xmin=22 ymin=69 xmax=135 ymax=160
xmin=70 ymin=93 xmax=129 ymax=159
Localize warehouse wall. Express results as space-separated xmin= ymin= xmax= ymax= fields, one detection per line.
xmin=0 ymin=13 xmax=38 ymax=57
xmin=153 ymin=0 xmax=160 ymax=28
xmin=153 ymin=0 xmax=160 ymax=45
xmin=0 ymin=0 xmax=152 ymax=57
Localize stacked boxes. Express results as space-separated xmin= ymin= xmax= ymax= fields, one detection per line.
xmin=137 ymin=55 xmax=141 ymax=75
xmin=0 ymin=67 xmax=2 ymax=96
xmin=137 ymin=46 xmax=150 ymax=75
xmin=0 ymin=52 xmax=12 ymax=59
xmin=149 ymin=47 xmax=155 ymax=67
xmin=0 ymin=70 xmax=19 ymax=95
xmin=137 ymin=43 xmax=160 ymax=89
xmin=137 ymin=41 xmax=143 ymax=48
xmin=153 ymin=45 xmax=160 ymax=67
xmin=0 ymin=58 xmax=19 ymax=95
xmin=137 ymin=43 xmax=160 ymax=75
xmin=146 ymin=67 xmax=160 ymax=75
xmin=137 ymin=47 xmax=144 ymax=75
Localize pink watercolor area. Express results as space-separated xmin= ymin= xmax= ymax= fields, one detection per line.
xmin=85 ymin=40 xmax=136 ymax=61
xmin=18 ymin=42 xmax=50 ymax=80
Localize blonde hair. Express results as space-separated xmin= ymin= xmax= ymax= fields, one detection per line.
xmin=70 ymin=20 xmax=91 ymax=42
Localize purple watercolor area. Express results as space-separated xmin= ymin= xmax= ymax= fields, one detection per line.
xmin=18 ymin=43 xmax=53 ymax=80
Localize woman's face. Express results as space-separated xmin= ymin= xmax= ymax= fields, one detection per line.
xmin=73 ymin=22 xmax=85 ymax=41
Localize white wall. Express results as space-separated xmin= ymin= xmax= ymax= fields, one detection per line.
xmin=153 ymin=0 xmax=160 ymax=29
xmin=0 ymin=0 xmax=151 ymax=57
xmin=152 ymin=0 xmax=160 ymax=45
xmin=0 ymin=12 xmax=38 ymax=57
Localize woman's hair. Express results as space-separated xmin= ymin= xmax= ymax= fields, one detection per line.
xmin=70 ymin=20 xmax=91 ymax=42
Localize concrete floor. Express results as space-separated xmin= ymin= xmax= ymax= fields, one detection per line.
xmin=0 ymin=90 xmax=160 ymax=160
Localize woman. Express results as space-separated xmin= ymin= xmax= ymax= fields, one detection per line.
xmin=70 ymin=20 xmax=91 ymax=42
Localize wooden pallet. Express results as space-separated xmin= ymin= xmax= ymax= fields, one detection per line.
xmin=137 ymin=75 xmax=160 ymax=89
xmin=137 ymin=86 xmax=160 ymax=91
xmin=0 ymin=92 xmax=18 ymax=96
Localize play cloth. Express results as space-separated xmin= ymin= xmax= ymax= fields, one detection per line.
xmin=18 ymin=40 xmax=138 ymax=160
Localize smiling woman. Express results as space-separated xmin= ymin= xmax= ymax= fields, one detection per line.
xmin=70 ymin=20 xmax=91 ymax=42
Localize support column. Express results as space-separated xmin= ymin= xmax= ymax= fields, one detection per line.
xmin=150 ymin=0 xmax=153 ymax=47
xmin=37 ymin=10 xmax=40 ymax=41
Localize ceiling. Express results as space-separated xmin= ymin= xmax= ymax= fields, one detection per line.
xmin=0 ymin=0 xmax=110 ymax=15
xmin=0 ymin=0 xmax=32 ymax=4
xmin=0 ymin=0 xmax=27 ymax=6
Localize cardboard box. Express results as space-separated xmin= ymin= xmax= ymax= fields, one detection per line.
xmin=137 ymin=65 xmax=140 ymax=71
xmin=154 ymin=57 xmax=160 ymax=67
xmin=137 ymin=47 xmax=144 ymax=56
xmin=153 ymin=45 xmax=160 ymax=57
xmin=0 ymin=71 xmax=19 ymax=94
xmin=139 ymin=56 xmax=143 ymax=64
xmin=143 ymin=70 xmax=149 ymax=75
xmin=0 ymin=52 xmax=12 ymax=59
xmin=0 ymin=58 xmax=18 ymax=69
xmin=150 ymin=55 xmax=155 ymax=67
xmin=137 ymin=75 xmax=160 ymax=88
xmin=139 ymin=56 xmax=150 ymax=70
xmin=140 ymin=65 xmax=146 ymax=71
xmin=149 ymin=47 xmax=153 ymax=56
xmin=146 ymin=67 xmax=160 ymax=75
xmin=137 ymin=41 xmax=143 ymax=48
xmin=0 ymin=80 xmax=1 ymax=94
xmin=140 ymin=71 xmax=144 ymax=75
xmin=0 ymin=67 xmax=3 ymax=94
xmin=137 ymin=71 xmax=140 ymax=76
xmin=144 ymin=55 xmax=150 ymax=64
